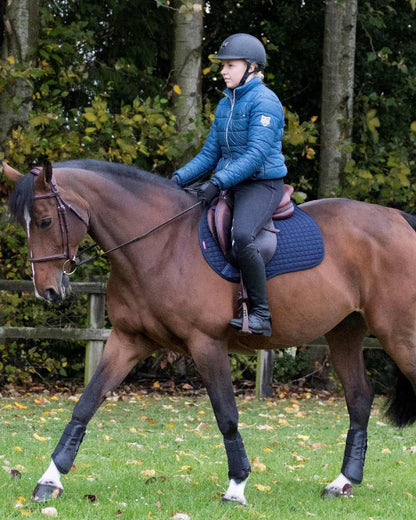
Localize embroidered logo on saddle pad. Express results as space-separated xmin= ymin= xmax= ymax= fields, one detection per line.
xmin=199 ymin=205 xmax=325 ymax=282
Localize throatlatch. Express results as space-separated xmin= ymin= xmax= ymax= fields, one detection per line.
xmin=341 ymin=428 xmax=368 ymax=484
xmin=52 ymin=420 xmax=86 ymax=474
xmin=224 ymin=434 xmax=251 ymax=482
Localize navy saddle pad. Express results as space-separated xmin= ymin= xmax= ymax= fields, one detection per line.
xmin=199 ymin=205 xmax=325 ymax=283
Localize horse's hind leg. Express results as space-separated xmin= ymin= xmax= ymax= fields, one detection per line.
xmin=32 ymin=330 xmax=154 ymax=502
xmin=321 ymin=313 xmax=374 ymax=498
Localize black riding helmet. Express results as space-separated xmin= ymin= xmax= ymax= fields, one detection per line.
xmin=210 ymin=33 xmax=267 ymax=87
xmin=211 ymin=33 xmax=267 ymax=68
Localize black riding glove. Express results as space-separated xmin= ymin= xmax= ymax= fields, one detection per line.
xmin=197 ymin=180 xmax=220 ymax=206
xmin=171 ymin=175 xmax=181 ymax=187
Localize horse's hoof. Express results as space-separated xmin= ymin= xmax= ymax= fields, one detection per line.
xmin=32 ymin=483 xmax=63 ymax=502
xmin=321 ymin=483 xmax=353 ymax=499
xmin=222 ymin=494 xmax=248 ymax=506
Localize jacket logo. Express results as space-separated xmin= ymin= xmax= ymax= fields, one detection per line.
xmin=260 ymin=115 xmax=271 ymax=127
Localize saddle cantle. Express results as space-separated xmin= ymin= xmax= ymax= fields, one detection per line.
xmin=207 ymin=184 xmax=295 ymax=265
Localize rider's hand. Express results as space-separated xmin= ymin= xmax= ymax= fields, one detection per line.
xmin=197 ymin=180 xmax=220 ymax=206
xmin=171 ymin=175 xmax=181 ymax=187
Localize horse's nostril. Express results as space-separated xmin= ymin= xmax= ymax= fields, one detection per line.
xmin=44 ymin=288 xmax=60 ymax=303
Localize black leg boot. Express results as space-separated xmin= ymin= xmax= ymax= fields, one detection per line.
xmin=229 ymin=244 xmax=272 ymax=336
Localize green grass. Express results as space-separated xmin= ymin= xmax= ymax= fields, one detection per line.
xmin=1 ymin=392 xmax=416 ymax=519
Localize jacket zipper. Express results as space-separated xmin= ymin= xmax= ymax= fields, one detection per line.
xmin=225 ymin=90 xmax=236 ymax=167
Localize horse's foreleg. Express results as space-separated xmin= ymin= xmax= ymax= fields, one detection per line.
xmin=322 ymin=313 xmax=374 ymax=498
xmin=190 ymin=337 xmax=251 ymax=505
xmin=32 ymin=330 xmax=154 ymax=502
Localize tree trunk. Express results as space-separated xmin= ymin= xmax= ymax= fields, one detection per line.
xmin=0 ymin=0 xmax=39 ymax=154
xmin=319 ymin=0 xmax=357 ymax=196
xmin=172 ymin=0 xmax=203 ymax=162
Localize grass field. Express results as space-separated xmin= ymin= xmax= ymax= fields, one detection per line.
xmin=1 ymin=390 xmax=416 ymax=519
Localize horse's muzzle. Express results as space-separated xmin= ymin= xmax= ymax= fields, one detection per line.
xmin=44 ymin=287 xmax=63 ymax=303
xmin=42 ymin=274 xmax=70 ymax=303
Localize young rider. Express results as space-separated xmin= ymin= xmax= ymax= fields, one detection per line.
xmin=172 ymin=33 xmax=288 ymax=337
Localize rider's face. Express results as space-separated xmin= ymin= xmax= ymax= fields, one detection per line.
xmin=220 ymin=60 xmax=253 ymax=89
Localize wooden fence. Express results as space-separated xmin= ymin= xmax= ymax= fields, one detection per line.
xmin=0 ymin=279 xmax=382 ymax=397
xmin=0 ymin=279 xmax=107 ymax=386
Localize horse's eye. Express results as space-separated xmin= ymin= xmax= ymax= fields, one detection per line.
xmin=40 ymin=217 xmax=52 ymax=229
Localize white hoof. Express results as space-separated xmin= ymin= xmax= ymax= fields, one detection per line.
xmin=322 ymin=473 xmax=353 ymax=498
xmin=34 ymin=460 xmax=63 ymax=500
xmin=223 ymin=478 xmax=249 ymax=506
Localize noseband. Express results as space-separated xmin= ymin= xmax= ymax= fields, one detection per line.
xmin=29 ymin=167 xmax=89 ymax=275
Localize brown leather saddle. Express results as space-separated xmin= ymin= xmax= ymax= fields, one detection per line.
xmin=207 ymin=184 xmax=295 ymax=265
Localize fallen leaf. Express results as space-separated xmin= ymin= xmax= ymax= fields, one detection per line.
xmin=141 ymin=469 xmax=156 ymax=478
xmin=33 ymin=433 xmax=48 ymax=442
xmin=84 ymin=494 xmax=98 ymax=502
xmin=171 ymin=513 xmax=191 ymax=520
xmin=34 ymin=397 xmax=48 ymax=405
xmin=254 ymin=484 xmax=271 ymax=492
xmin=178 ymin=466 xmax=192 ymax=473
xmin=257 ymin=424 xmax=273 ymax=431
xmin=253 ymin=462 xmax=267 ymax=472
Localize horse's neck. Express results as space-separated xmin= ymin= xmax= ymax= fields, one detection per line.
xmin=82 ymin=174 xmax=196 ymax=266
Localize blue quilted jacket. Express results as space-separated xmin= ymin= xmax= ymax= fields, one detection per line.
xmin=173 ymin=78 xmax=287 ymax=190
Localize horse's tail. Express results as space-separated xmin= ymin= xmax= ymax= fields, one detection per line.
xmin=384 ymin=210 xmax=416 ymax=427
xmin=385 ymin=369 xmax=416 ymax=427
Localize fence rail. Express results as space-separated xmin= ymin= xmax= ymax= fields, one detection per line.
xmin=0 ymin=279 xmax=382 ymax=396
xmin=0 ymin=279 xmax=107 ymax=386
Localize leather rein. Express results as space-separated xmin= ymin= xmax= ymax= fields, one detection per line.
xmin=29 ymin=167 xmax=201 ymax=275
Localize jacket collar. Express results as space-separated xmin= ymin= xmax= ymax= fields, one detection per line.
xmin=224 ymin=77 xmax=262 ymax=100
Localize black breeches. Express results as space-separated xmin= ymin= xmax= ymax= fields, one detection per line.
xmin=231 ymin=178 xmax=284 ymax=256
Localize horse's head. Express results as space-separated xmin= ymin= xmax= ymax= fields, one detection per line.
xmin=3 ymin=161 xmax=89 ymax=302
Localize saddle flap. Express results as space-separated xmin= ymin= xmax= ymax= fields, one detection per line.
xmin=214 ymin=192 xmax=233 ymax=255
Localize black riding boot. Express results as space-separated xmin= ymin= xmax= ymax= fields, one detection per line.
xmin=229 ymin=243 xmax=272 ymax=336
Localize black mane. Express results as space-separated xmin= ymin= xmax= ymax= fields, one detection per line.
xmin=8 ymin=172 xmax=36 ymax=224
xmin=55 ymin=159 xmax=175 ymax=190
xmin=8 ymin=159 xmax=183 ymax=224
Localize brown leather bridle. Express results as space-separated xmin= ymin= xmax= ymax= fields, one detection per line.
xmin=29 ymin=167 xmax=89 ymax=275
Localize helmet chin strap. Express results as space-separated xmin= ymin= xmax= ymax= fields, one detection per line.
xmin=238 ymin=63 xmax=255 ymax=87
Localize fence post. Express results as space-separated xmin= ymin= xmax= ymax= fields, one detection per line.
xmin=84 ymin=290 xmax=106 ymax=386
xmin=255 ymin=350 xmax=274 ymax=399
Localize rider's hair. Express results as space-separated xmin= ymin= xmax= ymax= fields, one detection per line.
xmin=251 ymin=63 xmax=264 ymax=82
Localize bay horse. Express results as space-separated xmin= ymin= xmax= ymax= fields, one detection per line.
xmin=3 ymin=159 xmax=416 ymax=505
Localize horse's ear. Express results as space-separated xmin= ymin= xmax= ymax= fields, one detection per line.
xmin=43 ymin=160 xmax=53 ymax=184
xmin=2 ymin=161 xmax=23 ymax=183
xmin=35 ymin=160 xmax=53 ymax=191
